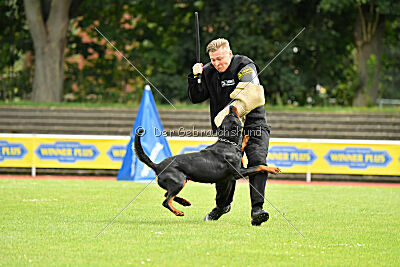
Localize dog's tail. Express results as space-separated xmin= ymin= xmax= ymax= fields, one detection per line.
xmin=134 ymin=129 xmax=157 ymax=172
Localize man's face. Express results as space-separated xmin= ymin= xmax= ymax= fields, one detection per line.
xmin=209 ymin=46 xmax=233 ymax=73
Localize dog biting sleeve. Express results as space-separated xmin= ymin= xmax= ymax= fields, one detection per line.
xmin=214 ymin=82 xmax=265 ymax=127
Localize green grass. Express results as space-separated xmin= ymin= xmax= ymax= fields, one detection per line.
xmin=1 ymin=100 xmax=400 ymax=113
xmin=1 ymin=179 xmax=399 ymax=266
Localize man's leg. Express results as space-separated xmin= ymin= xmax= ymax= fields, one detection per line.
xmin=247 ymin=162 xmax=269 ymax=226
xmin=216 ymin=179 xmax=236 ymax=208
xmin=204 ymin=179 xmax=236 ymax=221
xmin=245 ymin=126 xmax=270 ymax=225
xmin=249 ymin=172 xmax=267 ymax=208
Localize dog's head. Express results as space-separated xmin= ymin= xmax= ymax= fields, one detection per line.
xmin=217 ymin=106 xmax=244 ymax=143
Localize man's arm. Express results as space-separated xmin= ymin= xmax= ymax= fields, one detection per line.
xmin=239 ymin=64 xmax=267 ymax=128
xmin=187 ymin=63 xmax=210 ymax=103
xmin=238 ymin=63 xmax=259 ymax=85
xmin=213 ymin=63 xmax=265 ymax=128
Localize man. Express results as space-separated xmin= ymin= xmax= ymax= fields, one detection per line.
xmin=187 ymin=38 xmax=271 ymax=226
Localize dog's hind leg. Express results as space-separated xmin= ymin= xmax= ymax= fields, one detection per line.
xmin=172 ymin=196 xmax=191 ymax=206
xmin=164 ymin=181 xmax=191 ymax=207
xmin=159 ymin=174 xmax=187 ymax=216
xmin=162 ymin=196 xmax=184 ymax=216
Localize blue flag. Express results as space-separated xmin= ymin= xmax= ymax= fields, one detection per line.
xmin=117 ymin=85 xmax=172 ymax=181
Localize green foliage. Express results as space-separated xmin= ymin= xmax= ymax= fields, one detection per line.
xmin=319 ymin=0 xmax=400 ymax=15
xmin=197 ymin=0 xmax=358 ymax=106
xmin=319 ymin=0 xmax=400 ymax=104
xmin=381 ymin=18 xmax=400 ymax=99
xmin=62 ymin=0 xmax=363 ymax=105
xmin=0 ymin=0 xmax=33 ymax=101
xmin=2 ymin=0 xmax=400 ymax=105
xmin=63 ymin=1 xmax=200 ymax=104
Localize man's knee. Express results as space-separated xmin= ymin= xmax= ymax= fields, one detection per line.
xmin=246 ymin=150 xmax=267 ymax=167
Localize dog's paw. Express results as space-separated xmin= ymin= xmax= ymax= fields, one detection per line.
xmin=173 ymin=210 xmax=184 ymax=216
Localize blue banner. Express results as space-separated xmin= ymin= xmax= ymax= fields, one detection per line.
xmin=117 ymin=86 xmax=172 ymax=181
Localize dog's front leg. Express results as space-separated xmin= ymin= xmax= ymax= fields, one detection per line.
xmin=241 ymin=135 xmax=250 ymax=152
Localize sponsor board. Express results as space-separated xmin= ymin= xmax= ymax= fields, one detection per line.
xmin=0 ymin=134 xmax=399 ymax=176
xmin=324 ymin=147 xmax=392 ymax=169
xmin=268 ymin=146 xmax=317 ymax=167
xmin=0 ymin=140 xmax=27 ymax=162
xmin=0 ymin=135 xmax=129 ymax=169
xmin=35 ymin=141 xmax=99 ymax=163
xmin=107 ymin=145 xmax=127 ymax=162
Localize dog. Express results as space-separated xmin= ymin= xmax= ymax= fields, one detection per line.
xmin=134 ymin=106 xmax=280 ymax=216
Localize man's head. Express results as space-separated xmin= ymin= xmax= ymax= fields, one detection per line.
xmin=206 ymin=38 xmax=233 ymax=73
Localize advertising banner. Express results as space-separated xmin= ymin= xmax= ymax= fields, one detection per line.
xmin=0 ymin=135 xmax=32 ymax=168
xmin=0 ymin=134 xmax=129 ymax=169
xmin=265 ymin=139 xmax=399 ymax=176
xmin=1 ymin=134 xmax=399 ymax=176
xmin=167 ymin=138 xmax=400 ymax=176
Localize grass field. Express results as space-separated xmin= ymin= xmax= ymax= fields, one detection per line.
xmin=1 ymin=179 xmax=399 ymax=266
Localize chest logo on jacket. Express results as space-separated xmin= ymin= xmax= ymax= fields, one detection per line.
xmin=221 ymin=79 xmax=235 ymax=87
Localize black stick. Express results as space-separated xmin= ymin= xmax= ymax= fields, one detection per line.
xmin=194 ymin=12 xmax=201 ymax=84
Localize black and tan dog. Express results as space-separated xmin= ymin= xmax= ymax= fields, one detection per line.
xmin=134 ymin=106 xmax=280 ymax=216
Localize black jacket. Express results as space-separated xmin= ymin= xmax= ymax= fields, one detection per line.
xmin=187 ymin=55 xmax=268 ymax=133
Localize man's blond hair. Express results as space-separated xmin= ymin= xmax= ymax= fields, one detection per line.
xmin=206 ymin=38 xmax=230 ymax=53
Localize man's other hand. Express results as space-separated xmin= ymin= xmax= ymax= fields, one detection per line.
xmin=192 ymin=63 xmax=203 ymax=76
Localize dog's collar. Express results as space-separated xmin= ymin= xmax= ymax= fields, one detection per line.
xmin=218 ymin=138 xmax=241 ymax=151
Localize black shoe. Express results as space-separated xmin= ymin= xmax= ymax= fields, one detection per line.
xmin=251 ymin=207 xmax=269 ymax=226
xmin=203 ymin=205 xmax=231 ymax=221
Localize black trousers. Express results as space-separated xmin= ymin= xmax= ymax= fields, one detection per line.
xmin=215 ymin=126 xmax=270 ymax=209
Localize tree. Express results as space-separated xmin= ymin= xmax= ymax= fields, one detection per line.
xmin=196 ymin=0 xmax=356 ymax=106
xmin=381 ymin=19 xmax=400 ymax=99
xmin=8 ymin=0 xmax=398 ymax=106
xmin=63 ymin=0 xmax=363 ymax=106
xmin=319 ymin=0 xmax=400 ymax=106
xmin=23 ymin=0 xmax=82 ymax=102
xmin=63 ymin=1 xmax=202 ymax=104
